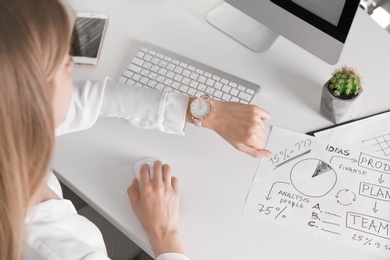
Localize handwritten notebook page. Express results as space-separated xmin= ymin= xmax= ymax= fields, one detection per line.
xmin=243 ymin=126 xmax=390 ymax=258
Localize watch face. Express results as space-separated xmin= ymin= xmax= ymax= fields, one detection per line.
xmin=190 ymin=97 xmax=211 ymax=118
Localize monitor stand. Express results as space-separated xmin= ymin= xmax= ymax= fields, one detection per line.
xmin=206 ymin=2 xmax=279 ymax=52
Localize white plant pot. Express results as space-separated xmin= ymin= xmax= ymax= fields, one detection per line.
xmin=320 ymin=81 xmax=363 ymax=124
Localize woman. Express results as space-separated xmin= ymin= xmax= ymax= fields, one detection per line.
xmin=0 ymin=0 xmax=271 ymax=259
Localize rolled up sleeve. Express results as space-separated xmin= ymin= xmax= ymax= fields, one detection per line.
xmin=55 ymin=78 xmax=189 ymax=136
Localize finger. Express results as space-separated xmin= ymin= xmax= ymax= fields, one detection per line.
xmin=238 ymin=144 xmax=272 ymax=158
xmin=162 ymin=164 xmax=172 ymax=187
xmin=171 ymin=176 xmax=179 ymax=191
xmin=128 ymin=179 xmax=140 ymax=208
xmin=153 ymin=160 xmax=163 ymax=184
xmin=256 ymin=120 xmax=266 ymax=131
xmin=140 ymin=164 xmax=151 ymax=187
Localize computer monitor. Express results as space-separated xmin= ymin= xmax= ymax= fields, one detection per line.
xmin=207 ymin=0 xmax=360 ymax=65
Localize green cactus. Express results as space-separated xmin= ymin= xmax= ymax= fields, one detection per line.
xmin=328 ymin=66 xmax=361 ymax=99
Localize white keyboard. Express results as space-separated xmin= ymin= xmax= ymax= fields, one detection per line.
xmin=118 ymin=42 xmax=260 ymax=104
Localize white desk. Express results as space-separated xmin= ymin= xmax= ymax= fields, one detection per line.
xmin=54 ymin=1 xmax=390 ymax=259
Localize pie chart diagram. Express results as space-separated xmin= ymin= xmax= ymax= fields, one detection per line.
xmin=290 ymin=158 xmax=337 ymax=197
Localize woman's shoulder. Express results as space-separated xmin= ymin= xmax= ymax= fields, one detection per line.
xmin=24 ymin=199 xmax=108 ymax=259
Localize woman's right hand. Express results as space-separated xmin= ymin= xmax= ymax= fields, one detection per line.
xmin=128 ymin=161 xmax=184 ymax=257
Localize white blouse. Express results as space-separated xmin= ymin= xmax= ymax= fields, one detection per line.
xmin=24 ymin=79 xmax=190 ymax=260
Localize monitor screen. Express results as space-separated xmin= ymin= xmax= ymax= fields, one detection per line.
xmin=272 ymin=0 xmax=359 ymax=43
xmin=207 ymin=0 xmax=360 ymax=64
xmin=291 ymin=0 xmax=345 ymax=26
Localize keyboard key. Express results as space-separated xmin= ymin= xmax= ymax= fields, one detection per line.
xmin=189 ymin=80 xmax=198 ymax=88
xmin=205 ymin=78 xmax=215 ymax=87
xmin=136 ymin=51 xmax=145 ymax=59
xmin=158 ymin=68 xmax=167 ymax=76
xmin=148 ymin=72 xmax=157 ymax=80
xmin=142 ymin=62 xmax=152 ymax=69
xmin=214 ymin=90 xmax=223 ymax=98
xmin=156 ymin=75 xmax=165 ymax=83
xmin=181 ymin=77 xmax=190 ymax=85
xmin=123 ymin=70 xmax=134 ymax=78
xmin=197 ymin=84 xmax=206 ymax=91
xmin=171 ymin=82 xmax=180 ymax=89
xmin=182 ymin=69 xmax=191 ymax=77
xmin=230 ymin=96 xmax=239 ymax=102
xmin=230 ymin=88 xmax=239 ymax=96
xmin=220 ymin=78 xmax=229 ymax=84
xmin=126 ymin=79 xmax=135 ymax=86
xmin=156 ymin=53 xmax=164 ymax=59
xmin=222 ymin=93 xmax=231 ymax=101
xmin=166 ymin=71 xmax=175 ymax=79
xmin=164 ymin=86 xmax=173 ymax=92
xmin=150 ymin=65 xmax=159 ymax=72
xmin=158 ymin=60 xmax=168 ymax=68
xmin=196 ymin=68 xmax=204 ymax=74
xmin=237 ymin=85 xmax=246 ymax=91
xmin=187 ymin=87 xmax=196 ymax=96
xmin=174 ymin=66 xmax=183 ymax=74
xmin=148 ymin=50 xmax=156 ymax=55
xmin=144 ymin=54 xmax=152 ymax=62
xmin=179 ymin=62 xmax=187 ymax=68
xmin=147 ymin=80 xmax=157 ymax=87
xmin=214 ymin=82 xmax=223 ymax=90
xmin=222 ymin=85 xmax=231 ymax=93
xmin=238 ymin=92 xmax=251 ymax=101
xmin=228 ymin=82 xmax=237 ymax=88
xmin=179 ymin=85 xmax=189 ymax=92
xmin=205 ymin=87 xmax=215 ymax=95
xmin=246 ymin=88 xmax=255 ymax=95
xmin=118 ymin=76 xmax=127 ymax=84
xmin=189 ymin=72 xmax=199 ymax=80
xmin=187 ymin=65 xmax=196 ymax=71
xmin=173 ymin=74 xmax=183 ymax=82
xmin=195 ymin=91 xmax=204 ymax=97
xmin=204 ymin=72 xmax=212 ymax=78
xmin=132 ymin=57 xmax=144 ymax=66
xmin=197 ymin=75 xmax=207 ymax=84
xmin=132 ymin=74 xmax=142 ymax=81
xmin=140 ymin=77 xmax=149 ymax=84
xmin=163 ymin=78 xmax=173 ymax=86
xmin=212 ymin=75 xmax=221 ymax=81
xmin=128 ymin=64 xmax=142 ymax=74
xmin=151 ymin=57 xmax=161 ymax=64
xmin=156 ymin=83 xmax=164 ymax=90
xmin=166 ymin=63 xmax=175 ymax=71
xmin=140 ymin=69 xmax=149 ymax=77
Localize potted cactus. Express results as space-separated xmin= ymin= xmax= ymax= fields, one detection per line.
xmin=320 ymin=66 xmax=363 ymax=124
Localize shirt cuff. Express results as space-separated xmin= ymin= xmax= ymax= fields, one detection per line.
xmin=100 ymin=79 xmax=189 ymax=135
xmin=156 ymin=253 xmax=190 ymax=260
xmin=161 ymin=91 xmax=189 ymax=135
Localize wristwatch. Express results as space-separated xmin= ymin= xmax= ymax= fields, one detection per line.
xmin=189 ymin=95 xmax=212 ymax=127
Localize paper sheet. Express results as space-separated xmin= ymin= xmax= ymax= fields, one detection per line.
xmin=243 ymin=127 xmax=390 ymax=258
xmin=314 ymin=111 xmax=390 ymax=157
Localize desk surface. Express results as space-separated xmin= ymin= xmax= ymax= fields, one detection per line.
xmin=54 ymin=0 xmax=390 ymax=259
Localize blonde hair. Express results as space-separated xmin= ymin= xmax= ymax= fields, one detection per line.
xmin=0 ymin=0 xmax=71 ymax=259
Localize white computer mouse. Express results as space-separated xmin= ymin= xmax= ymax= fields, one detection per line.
xmin=134 ymin=158 xmax=162 ymax=180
